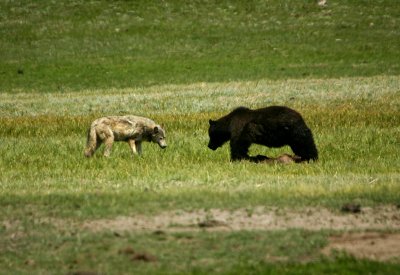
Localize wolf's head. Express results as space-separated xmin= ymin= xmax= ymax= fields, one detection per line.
xmin=152 ymin=125 xmax=167 ymax=149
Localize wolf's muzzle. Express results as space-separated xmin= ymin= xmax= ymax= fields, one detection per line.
xmin=159 ymin=142 xmax=167 ymax=149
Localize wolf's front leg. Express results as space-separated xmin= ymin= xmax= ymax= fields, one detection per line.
xmin=135 ymin=141 xmax=142 ymax=156
xmin=128 ymin=139 xmax=138 ymax=155
xmin=103 ymin=137 xmax=114 ymax=157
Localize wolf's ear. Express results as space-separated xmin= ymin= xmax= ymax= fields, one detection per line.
xmin=153 ymin=126 xmax=159 ymax=134
xmin=209 ymin=119 xmax=215 ymax=125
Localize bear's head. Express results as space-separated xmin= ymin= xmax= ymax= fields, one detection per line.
xmin=208 ymin=119 xmax=230 ymax=150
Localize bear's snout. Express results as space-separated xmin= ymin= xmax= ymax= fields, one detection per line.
xmin=208 ymin=143 xmax=217 ymax=150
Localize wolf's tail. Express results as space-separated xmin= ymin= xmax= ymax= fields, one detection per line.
xmin=84 ymin=124 xmax=97 ymax=157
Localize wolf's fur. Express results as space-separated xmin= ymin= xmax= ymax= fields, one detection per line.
xmin=84 ymin=115 xmax=167 ymax=157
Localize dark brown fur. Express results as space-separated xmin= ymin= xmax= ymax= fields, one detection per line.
xmin=208 ymin=106 xmax=318 ymax=162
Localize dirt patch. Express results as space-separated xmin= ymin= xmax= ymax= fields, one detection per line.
xmin=322 ymin=232 xmax=400 ymax=262
xmin=81 ymin=205 xmax=400 ymax=233
xmin=118 ymin=246 xmax=157 ymax=263
xmin=4 ymin=206 xmax=400 ymax=263
xmin=78 ymin=206 xmax=400 ymax=262
xmin=341 ymin=203 xmax=361 ymax=213
xmin=198 ymin=219 xmax=228 ymax=228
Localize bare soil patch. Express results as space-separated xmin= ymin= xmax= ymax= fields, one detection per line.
xmin=78 ymin=205 xmax=400 ymax=262
xmin=322 ymin=232 xmax=400 ymax=262
xmin=81 ymin=205 xmax=400 ymax=233
xmin=3 ymin=206 xmax=400 ymax=263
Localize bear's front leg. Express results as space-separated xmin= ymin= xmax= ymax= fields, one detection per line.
xmin=230 ymin=138 xmax=251 ymax=161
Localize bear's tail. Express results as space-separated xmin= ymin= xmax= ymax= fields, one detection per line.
xmin=84 ymin=124 xmax=97 ymax=157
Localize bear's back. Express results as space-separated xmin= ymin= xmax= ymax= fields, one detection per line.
xmin=224 ymin=105 xmax=306 ymax=131
xmin=225 ymin=106 xmax=255 ymax=128
xmin=252 ymin=106 xmax=304 ymax=125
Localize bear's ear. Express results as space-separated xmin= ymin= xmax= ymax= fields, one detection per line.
xmin=209 ymin=119 xmax=215 ymax=125
xmin=153 ymin=126 xmax=159 ymax=134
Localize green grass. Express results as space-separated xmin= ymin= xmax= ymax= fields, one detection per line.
xmin=1 ymin=1 xmax=400 ymax=274
xmin=1 ymin=76 xmax=400 ymax=273
xmin=0 ymin=228 xmax=323 ymax=274
xmin=1 ymin=76 xmax=399 ymax=273
xmin=2 ymin=226 xmax=398 ymax=275
xmin=1 ymin=0 xmax=399 ymax=91
xmin=1 ymin=224 xmax=400 ymax=274
xmin=0 ymin=76 xmax=399 ymax=219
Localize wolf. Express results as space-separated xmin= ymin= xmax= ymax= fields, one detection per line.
xmin=84 ymin=115 xmax=167 ymax=157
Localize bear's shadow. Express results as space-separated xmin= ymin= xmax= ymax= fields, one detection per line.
xmin=249 ymin=154 xmax=302 ymax=164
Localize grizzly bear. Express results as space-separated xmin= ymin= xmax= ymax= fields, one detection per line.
xmin=208 ymin=106 xmax=318 ymax=162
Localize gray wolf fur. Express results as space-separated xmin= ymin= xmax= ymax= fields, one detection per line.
xmin=84 ymin=115 xmax=167 ymax=157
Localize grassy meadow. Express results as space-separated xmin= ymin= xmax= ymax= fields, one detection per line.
xmin=1 ymin=0 xmax=400 ymax=274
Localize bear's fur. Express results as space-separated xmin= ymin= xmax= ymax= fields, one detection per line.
xmin=208 ymin=106 xmax=318 ymax=162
